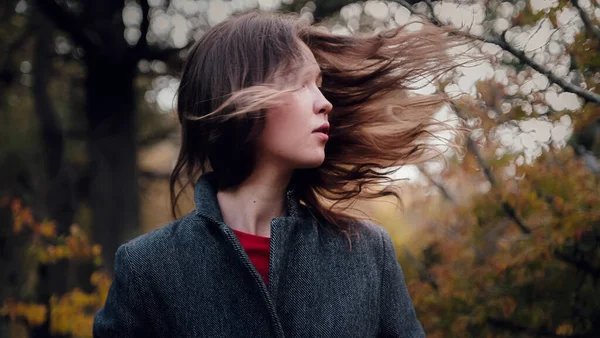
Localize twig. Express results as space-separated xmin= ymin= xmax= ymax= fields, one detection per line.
xmin=392 ymin=0 xmax=600 ymax=105
xmin=416 ymin=165 xmax=455 ymax=203
xmin=500 ymin=201 xmax=532 ymax=234
xmin=453 ymin=104 xmax=533 ymax=234
xmin=469 ymin=30 xmax=600 ymax=105
xmin=466 ymin=137 xmax=497 ymax=186
xmin=571 ymin=0 xmax=600 ymax=42
xmin=421 ymin=0 xmax=441 ymax=26
xmin=392 ymin=0 xmax=418 ymax=15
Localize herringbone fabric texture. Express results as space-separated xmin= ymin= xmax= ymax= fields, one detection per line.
xmin=93 ymin=172 xmax=425 ymax=338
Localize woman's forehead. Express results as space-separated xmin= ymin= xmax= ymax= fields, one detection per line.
xmin=293 ymin=43 xmax=321 ymax=74
xmin=277 ymin=60 xmax=319 ymax=85
xmin=274 ymin=52 xmax=320 ymax=84
xmin=297 ymin=41 xmax=318 ymax=67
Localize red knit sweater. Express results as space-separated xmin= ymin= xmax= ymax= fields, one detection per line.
xmin=231 ymin=228 xmax=270 ymax=285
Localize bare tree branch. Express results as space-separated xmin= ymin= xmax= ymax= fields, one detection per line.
xmin=282 ymin=0 xmax=421 ymax=22
xmin=500 ymin=201 xmax=532 ymax=234
xmin=571 ymin=0 xmax=600 ymax=42
xmin=466 ymin=135 xmax=532 ymax=234
xmin=392 ymin=0 xmax=600 ymax=105
xmin=453 ymin=105 xmax=533 ymax=234
xmin=465 ymin=137 xmax=496 ymax=186
xmin=421 ymin=0 xmax=441 ymax=25
xmin=389 ymin=1 xmax=540 ymax=233
xmin=392 ymin=0 xmax=418 ymax=15
xmin=473 ymin=30 xmax=600 ymax=105
xmin=416 ymin=165 xmax=455 ymax=203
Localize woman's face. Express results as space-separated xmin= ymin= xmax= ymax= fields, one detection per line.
xmin=255 ymin=42 xmax=333 ymax=170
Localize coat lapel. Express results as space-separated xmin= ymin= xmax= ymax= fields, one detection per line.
xmin=191 ymin=171 xmax=309 ymax=303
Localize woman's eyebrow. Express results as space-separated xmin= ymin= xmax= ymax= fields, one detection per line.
xmin=307 ymin=67 xmax=321 ymax=80
xmin=297 ymin=65 xmax=321 ymax=82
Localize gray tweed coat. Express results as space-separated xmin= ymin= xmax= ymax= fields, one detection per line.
xmin=93 ymin=172 xmax=425 ymax=338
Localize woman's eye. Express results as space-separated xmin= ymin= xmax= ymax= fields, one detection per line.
xmin=308 ymin=80 xmax=322 ymax=89
xmin=302 ymin=78 xmax=322 ymax=89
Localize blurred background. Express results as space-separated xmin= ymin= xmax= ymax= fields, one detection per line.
xmin=1 ymin=0 xmax=599 ymax=337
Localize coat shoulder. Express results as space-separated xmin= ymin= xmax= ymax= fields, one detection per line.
xmin=118 ymin=212 xmax=203 ymax=265
xmin=354 ymin=219 xmax=389 ymax=248
xmin=318 ymin=219 xmax=389 ymax=256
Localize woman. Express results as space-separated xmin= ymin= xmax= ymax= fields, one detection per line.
xmin=94 ymin=9 xmax=472 ymax=338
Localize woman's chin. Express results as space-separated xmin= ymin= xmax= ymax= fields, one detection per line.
xmin=311 ymin=156 xmax=326 ymax=168
xmin=295 ymin=154 xmax=326 ymax=169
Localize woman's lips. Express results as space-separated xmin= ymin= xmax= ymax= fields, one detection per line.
xmin=313 ymin=132 xmax=329 ymax=142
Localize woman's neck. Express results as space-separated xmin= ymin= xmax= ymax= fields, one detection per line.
xmin=216 ymin=166 xmax=292 ymax=237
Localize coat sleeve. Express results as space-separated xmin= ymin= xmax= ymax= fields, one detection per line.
xmin=377 ymin=228 xmax=426 ymax=338
xmin=93 ymin=245 xmax=148 ymax=337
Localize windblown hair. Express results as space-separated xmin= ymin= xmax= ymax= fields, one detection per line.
xmin=171 ymin=10 xmax=478 ymax=237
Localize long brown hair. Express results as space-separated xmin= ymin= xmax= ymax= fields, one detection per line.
xmin=171 ymin=10 xmax=478 ymax=237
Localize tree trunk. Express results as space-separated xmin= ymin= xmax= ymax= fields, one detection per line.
xmin=86 ymin=56 xmax=139 ymax=274
xmin=0 ymin=209 xmax=29 ymax=338
xmin=29 ymin=9 xmax=74 ymax=338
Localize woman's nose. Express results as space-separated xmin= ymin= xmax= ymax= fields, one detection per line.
xmin=316 ymin=95 xmax=333 ymax=115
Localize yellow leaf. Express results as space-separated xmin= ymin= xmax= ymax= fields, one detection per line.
xmin=92 ymin=244 xmax=102 ymax=257
xmin=556 ymin=322 xmax=573 ymax=335
xmin=39 ymin=220 xmax=57 ymax=238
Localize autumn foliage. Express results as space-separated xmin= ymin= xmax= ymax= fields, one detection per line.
xmin=0 ymin=198 xmax=110 ymax=337
xmin=2 ymin=0 xmax=600 ymax=337
xmin=391 ymin=62 xmax=600 ymax=335
xmin=398 ymin=144 xmax=599 ymax=337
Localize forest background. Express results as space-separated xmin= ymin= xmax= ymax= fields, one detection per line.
xmin=1 ymin=0 xmax=599 ymax=337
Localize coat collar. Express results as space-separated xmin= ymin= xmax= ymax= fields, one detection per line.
xmin=192 ymin=171 xmax=313 ymax=304
xmin=193 ymin=171 xmax=303 ymax=224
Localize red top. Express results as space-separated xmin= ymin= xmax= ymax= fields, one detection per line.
xmin=231 ymin=228 xmax=271 ymax=285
